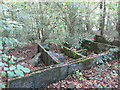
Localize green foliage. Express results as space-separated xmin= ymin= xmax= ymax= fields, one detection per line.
xmin=7 ymin=71 xmax=14 ymax=77
xmin=0 ymin=83 xmax=6 ymax=88
xmin=1 ymin=55 xmax=30 ymax=76
xmin=0 ymin=52 xmax=30 ymax=88
xmin=0 ymin=38 xmax=30 ymax=88
xmin=14 ymin=69 xmax=24 ymax=76
xmin=109 ymin=48 xmax=119 ymax=52
xmin=73 ymin=71 xmax=85 ymax=81
xmin=0 ymin=2 xmax=118 ymax=44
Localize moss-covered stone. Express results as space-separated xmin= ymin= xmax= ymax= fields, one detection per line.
xmin=38 ymin=44 xmax=59 ymax=65
xmin=94 ymin=35 xmax=108 ymax=44
xmin=8 ymin=42 xmax=119 ymax=89
xmin=8 ymin=49 xmax=119 ymax=89
xmin=81 ymin=39 xmax=118 ymax=53
xmin=28 ymin=53 xmax=41 ymax=66
xmin=62 ymin=46 xmax=85 ymax=59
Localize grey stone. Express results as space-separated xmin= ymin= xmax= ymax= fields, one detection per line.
xmin=38 ymin=44 xmax=58 ymax=65
xmin=28 ymin=53 xmax=41 ymax=66
xmin=8 ymin=42 xmax=119 ymax=89
xmin=68 ymin=82 xmax=75 ymax=88
xmin=8 ymin=64 xmax=68 ymax=88
xmin=20 ymin=62 xmax=28 ymax=67
xmin=112 ymin=40 xmax=120 ymax=47
xmin=17 ymin=57 xmax=26 ymax=63
xmin=8 ymin=75 xmax=34 ymax=88
xmin=94 ymin=35 xmax=108 ymax=44
xmin=40 ymin=43 xmax=51 ymax=51
xmin=48 ymin=51 xmax=65 ymax=63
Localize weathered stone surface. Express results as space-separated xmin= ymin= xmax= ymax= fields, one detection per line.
xmin=34 ymin=65 xmax=68 ymax=88
xmin=94 ymin=35 xmax=108 ymax=44
xmin=8 ymin=50 xmax=119 ymax=89
xmin=8 ymin=65 xmax=68 ymax=88
xmin=8 ymin=42 xmax=119 ymax=89
xmin=81 ymin=39 xmax=117 ymax=53
xmin=8 ymin=75 xmax=34 ymax=88
xmin=111 ymin=40 xmax=120 ymax=47
xmin=28 ymin=53 xmax=41 ymax=66
xmin=38 ymin=44 xmax=59 ymax=65
xmin=16 ymin=57 xmax=26 ymax=63
xmin=40 ymin=43 xmax=51 ymax=51
xmin=48 ymin=51 xmax=65 ymax=63
xmin=68 ymin=82 xmax=75 ymax=88
xmin=94 ymin=35 xmax=120 ymax=47
xmin=68 ymin=63 xmax=84 ymax=74
xmin=62 ymin=46 xmax=85 ymax=59
xmin=8 ymin=56 xmax=97 ymax=88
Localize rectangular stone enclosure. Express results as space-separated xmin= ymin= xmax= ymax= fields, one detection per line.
xmin=8 ymin=39 xmax=120 ymax=88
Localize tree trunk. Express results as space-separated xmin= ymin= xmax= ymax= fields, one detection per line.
xmin=99 ymin=0 xmax=106 ymax=36
xmin=117 ymin=1 xmax=120 ymax=40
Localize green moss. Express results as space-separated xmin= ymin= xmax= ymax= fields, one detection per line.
xmin=58 ymin=67 xmax=62 ymax=76
xmin=75 ymin=49 xmax=87 ymax=53
xmin=62 ymin=46 xmax=84 ymax=59
xmin=55 ymin=60 xmax=61 ymax=64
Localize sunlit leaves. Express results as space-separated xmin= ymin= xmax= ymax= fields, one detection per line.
xmin=14 ymin=69 xmax=24 ymax=76
xmin=1 ymin=71 xmax=6 ymax=77
xmin=3 ymin=37 xmax=20 ymax=44
xmin=0 ymin=83 xmax=6 ymax=88
xmin=10 ymin=65 xmax=16 ymax=71
xmin=2 ymin=54 xmax=8 ymax=58
xmin=0 ymin=62 xmax=8 ymax=67
xmin=21 ymin=68 xmax=30 ymax=73
xmin=17 ymin=64 xmax=24 ymax=70
xmin=0 ymin=53 xmax=30 ymax=88
xmin=7 ymin=71 xmax=14 ymax=77
xmin=0 ymin=45 xmax=3 ymax=49
xmin=3 ymin=58 xmax=8 ymax=62
xmin=16 ymin=65 xmax=30 ymax=73
xmin=4 ymin=67 xmax=9 ymax=71
xmin=8 ymin=60 xmax=15 ymax=64
xmin=0 ymin=51 xmax=2 ymax=53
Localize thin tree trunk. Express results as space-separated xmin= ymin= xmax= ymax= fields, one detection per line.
xmin=99 ymin=0 xmax=106 ymax=36
xmin=117 ymin=1 xmax=120 ymax=40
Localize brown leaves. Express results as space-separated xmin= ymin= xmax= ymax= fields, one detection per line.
xmin=47 ymin=59 xmax=119 ymax=89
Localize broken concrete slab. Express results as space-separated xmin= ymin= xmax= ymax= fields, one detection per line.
xmin=48 ymin=51 xmax=65 ymax=63
xmin=81 ymin=39 xmax=118 ymax=53
xmin=38 ymin=44 xmax=61 ymax=65
xmin=94 ymin=35 xmax=120 ymax=47
xmin=7 ymin=57 xmax=87 ymax=88
xmin=8 ymin=50 xmax=119 ymax=89
xmin=62 ymin=46 xmax=85 ymax=59
xmin=8 ymin=40 xmax=120 ymax=89
xmin=28 ymin=53 xmax=41 ymax=66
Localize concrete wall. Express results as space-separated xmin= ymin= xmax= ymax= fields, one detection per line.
xmin=81 ymin=39 xmax=118 ymax=53
xmin=8 ymin=50 xmax=118 ymax=88
xmin=8 ymin=57 xmax=95 ymax=88
xmin=38 ymin=44 xmax=59 ymax=65
xmin=8 ymin=42 xmax=119 ymax=89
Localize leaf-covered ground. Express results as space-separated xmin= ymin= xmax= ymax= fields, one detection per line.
xmin=6 ymin=44 xmax=119 ymax=89
xmin=47 ymin=59 xmax=119 ymax=89
xmin=6 ymin=44 xmax=45 ymax=71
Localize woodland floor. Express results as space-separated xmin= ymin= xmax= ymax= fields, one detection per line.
xmin=6 ymin=44 xmax=45 ymax=71
xmin=6 ymin=44 xmax=119 ymax=89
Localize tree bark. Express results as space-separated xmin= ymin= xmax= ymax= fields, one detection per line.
xmin=99 ymin=0 xmax=106 ymax=36
xmin=117 ymin=1 xmax=120 ymax=40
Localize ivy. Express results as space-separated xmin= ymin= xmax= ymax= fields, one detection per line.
xmin=0 ymin=38 xmax=30 ymax=88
